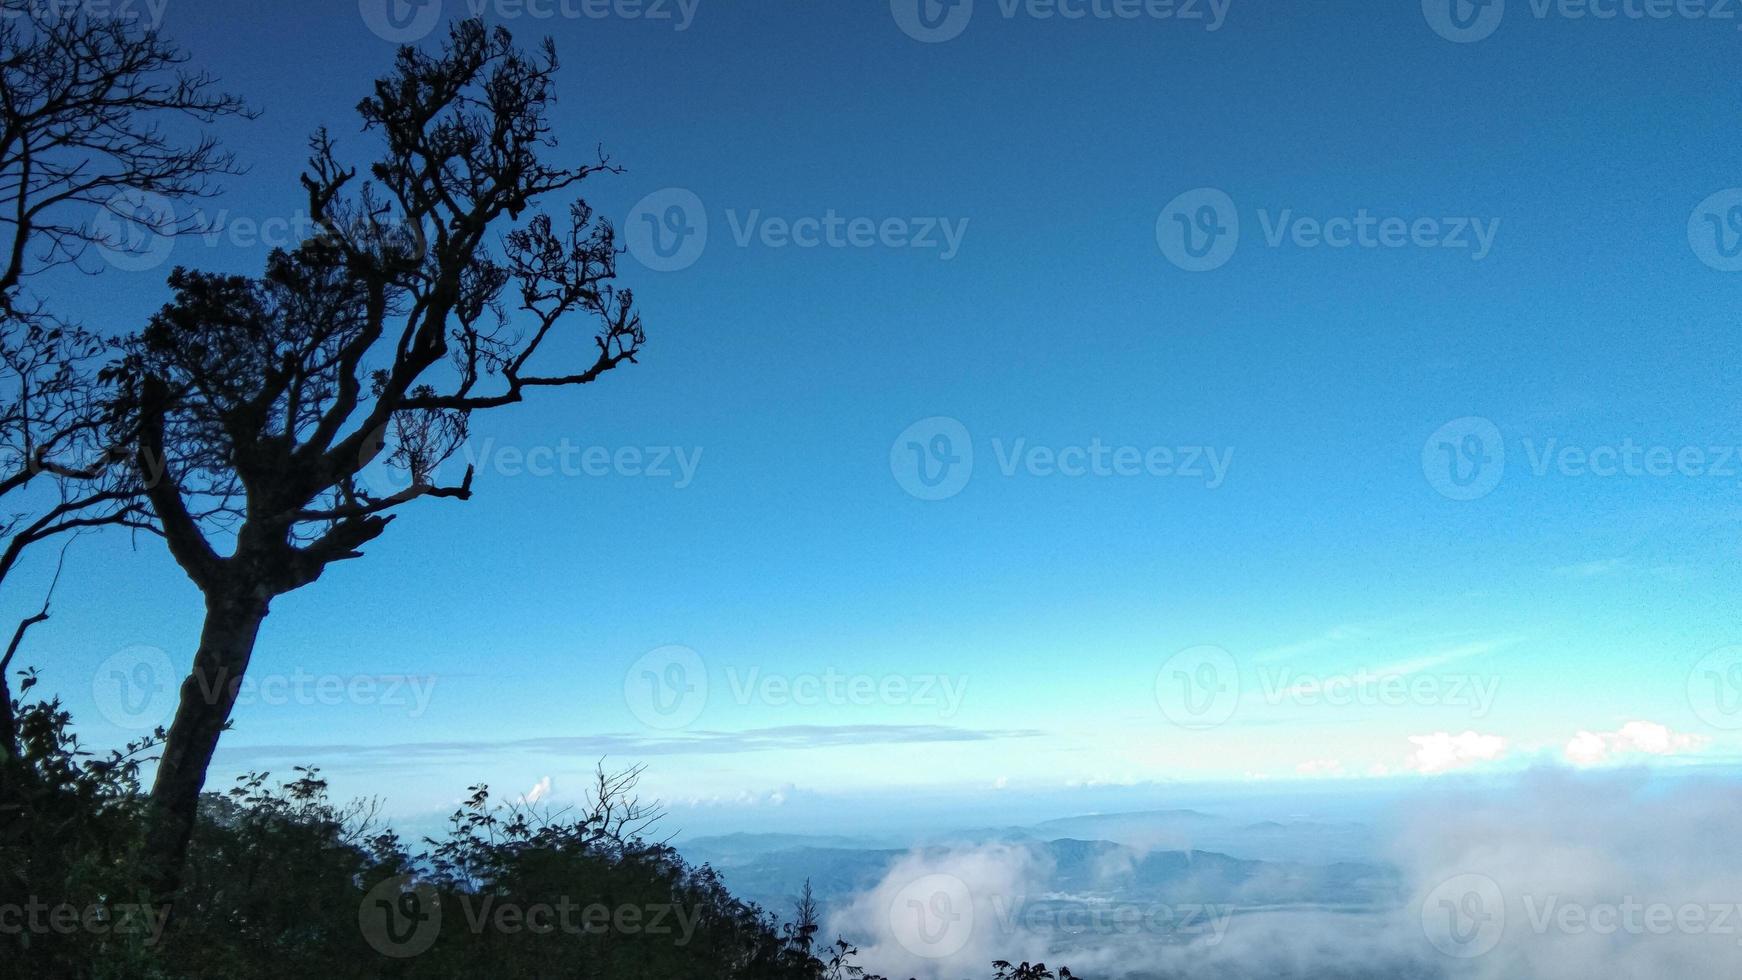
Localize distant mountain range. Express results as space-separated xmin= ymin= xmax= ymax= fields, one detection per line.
xmin=679 ymin=807 xmax=1400 ymax=919
xmin=1022 ymin=808 xmax=1379 ymax=864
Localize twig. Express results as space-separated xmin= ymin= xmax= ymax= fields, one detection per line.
xmin=0 ymin=537 xmax=70 ymax=679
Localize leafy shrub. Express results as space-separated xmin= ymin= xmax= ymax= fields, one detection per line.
xmin=1 ymin=690 xmax=1072 ymax=980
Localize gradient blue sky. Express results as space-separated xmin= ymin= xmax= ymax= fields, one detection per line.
xmin=11 ymin=0 xmax=1742 ymax=835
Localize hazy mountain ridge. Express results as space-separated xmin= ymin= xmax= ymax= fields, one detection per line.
xmin=681 ymin=814 xmax=1403 ymax=919
xmin=683 ymin=806 xmax=1385 ymax=878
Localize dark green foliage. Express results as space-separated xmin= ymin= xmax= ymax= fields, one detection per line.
xmin=0 ymin=693 xmax=1073 ymax=980
xmin=0 ymin=683 xmax=165 ymax=977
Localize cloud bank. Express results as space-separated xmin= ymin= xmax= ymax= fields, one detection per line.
xmin=830 ymin=768 xmax=1742 ymax=979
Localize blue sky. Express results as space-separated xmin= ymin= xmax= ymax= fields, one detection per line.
xmin=12 ymin=0 xmax=1742 ymax=834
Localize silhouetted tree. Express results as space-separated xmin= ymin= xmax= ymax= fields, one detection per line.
xmin=791 ymin=879 xmax=820 ymax=954
xmin=116 ymin=20 xmax=644 ymax=898
xmin=0 ymin=0 xmax=246 ymax=770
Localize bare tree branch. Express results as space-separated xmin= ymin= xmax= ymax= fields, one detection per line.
xmin=0 ymin=0 xmax=249 ymax=604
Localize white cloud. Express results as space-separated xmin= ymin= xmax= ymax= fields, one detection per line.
xmin=1386 ymin=771 xmax=1742 ymax=980
xmin=693 ymin=784 xmax=795 ymax=808
xmin=829 ymin=844 xmax=1048 ymax=980
xmin=522 ymin=775 xmax=552 ymax=804
xmin=815 ymin=769 xmax=1742 ymax=980
xmin=1406 ymin=730 xmax=1508 ymax=774
xmin=1564 ymin=721 xmax=1708 ymax=767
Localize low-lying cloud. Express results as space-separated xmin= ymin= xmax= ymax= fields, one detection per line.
xmin=828 ymin=768 xmax=1742 ymax=979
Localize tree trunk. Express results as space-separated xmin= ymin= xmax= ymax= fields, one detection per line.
xmin=0 ymin=669 xmax=16 ymax=804
xmin=0 ymin=667 xmax=15 ymax=760
xmin=143 ymin=590 xmax=270 ymax=899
